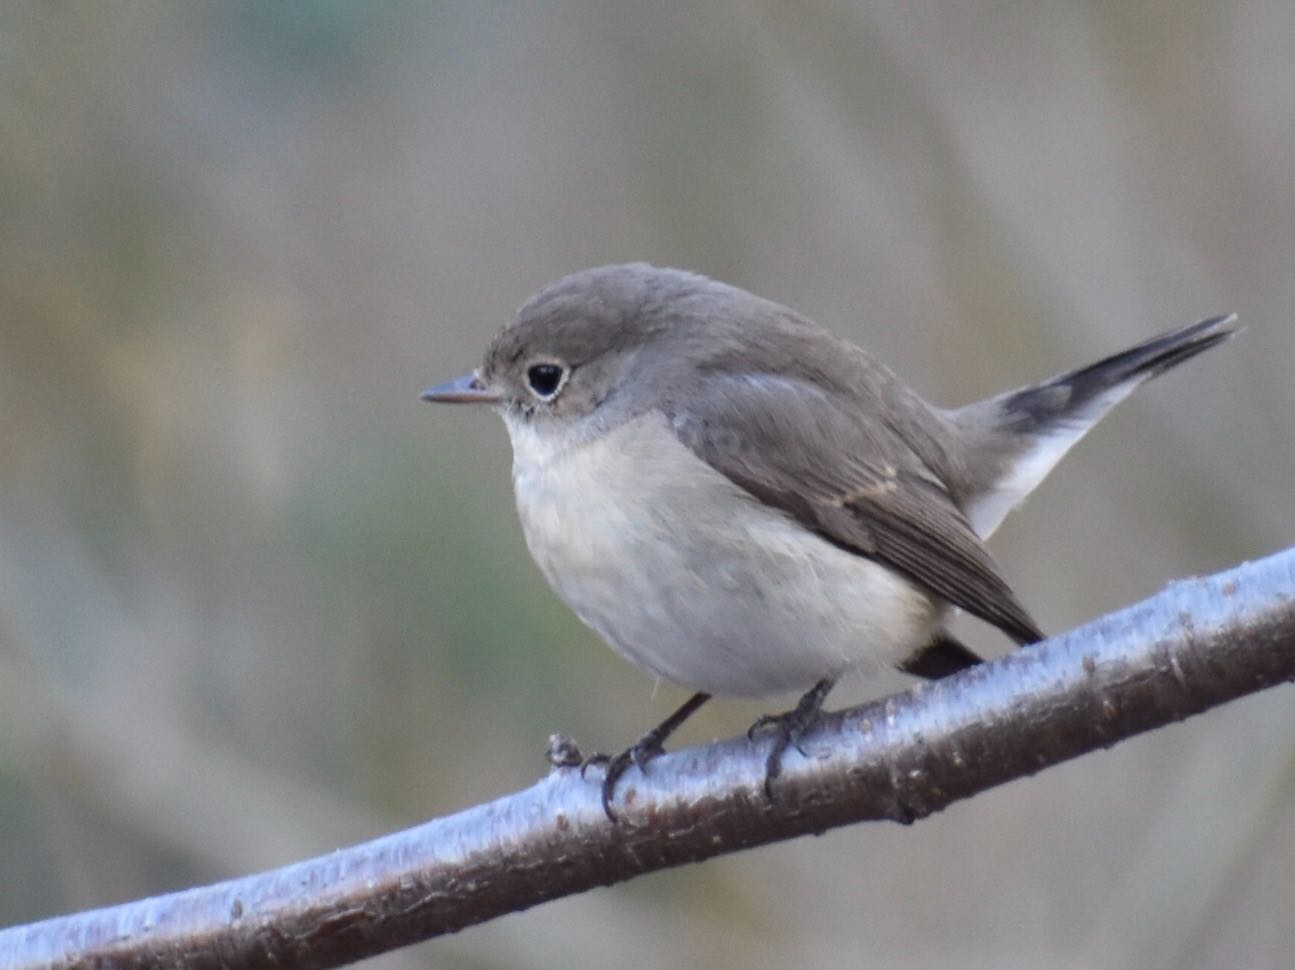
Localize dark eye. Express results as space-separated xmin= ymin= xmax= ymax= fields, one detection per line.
xmin=526 ymin=362 xmax=565 ymax=399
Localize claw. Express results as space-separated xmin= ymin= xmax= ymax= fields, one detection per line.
xmin=746 ymin=713 xmax=779 ymax=742
xmin=747 ymin=677 xmax=836 ymax=799
xmin=579 ymin=752 xmax=610 ymax=780
xmin=598 ymin=739 xmax=664 ymax=820
xmin=585 ymin=691 xmax=712 ymax=822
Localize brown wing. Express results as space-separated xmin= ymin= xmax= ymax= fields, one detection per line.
xmin=667 ymin=372 xmax=1044 ymax=646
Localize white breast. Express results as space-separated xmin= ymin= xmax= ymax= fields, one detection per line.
xmin=505 ymin=411 xmax=938 ymax=697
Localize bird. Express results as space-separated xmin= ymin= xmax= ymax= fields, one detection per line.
xmin=422 ymin=262 xmax=1235 ymax=819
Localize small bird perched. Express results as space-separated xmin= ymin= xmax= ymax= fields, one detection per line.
xmin=423 ymin=263 xmax=1235 ymax=819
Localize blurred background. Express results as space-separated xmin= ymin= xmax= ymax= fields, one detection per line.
xmin=1 ymin=2 xmax=1292 ymax=968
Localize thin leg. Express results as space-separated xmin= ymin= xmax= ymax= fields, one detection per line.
xmin=747 ymin=677 xmax=836 ymax=798
xmin=591 ymin=691 xmax=711 ymax=821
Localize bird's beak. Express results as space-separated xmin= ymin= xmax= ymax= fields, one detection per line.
xmin=420 ymin=372 xmax=502 ymax=405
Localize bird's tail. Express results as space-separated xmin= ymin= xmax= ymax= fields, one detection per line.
xmin=951 ymin=313 xmax=1238 ymax=538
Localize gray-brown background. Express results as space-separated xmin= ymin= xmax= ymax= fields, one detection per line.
xmin=1 ymin=3 xmax=1291 ymax=968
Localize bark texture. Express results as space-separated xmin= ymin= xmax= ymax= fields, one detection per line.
xmin=2 ymin=548 xmax=1293 ymax=970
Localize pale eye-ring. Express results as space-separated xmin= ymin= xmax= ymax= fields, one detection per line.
xmin=525 ymin=362 xmax=566 ymax=400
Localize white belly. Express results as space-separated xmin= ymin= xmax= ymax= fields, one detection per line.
xmin=506 ymin=411 xmax=937 ymax=697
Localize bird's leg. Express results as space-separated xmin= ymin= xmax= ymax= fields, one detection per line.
xmin=747 ymin=677 xmax=836 ymax=797
xmin=584 ymin=691 xmax=711 ymax=821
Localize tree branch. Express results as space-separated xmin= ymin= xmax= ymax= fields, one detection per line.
xmin=3 ymin=548 xmax=1294 ymax=970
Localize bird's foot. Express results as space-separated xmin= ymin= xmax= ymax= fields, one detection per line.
xmin=581 ymin=691 xmax=711 ymax=822
xmin=747 ymin=677 xmax=836 ymax=798
xmin=581 ymin=736 xmax=666 ymax=821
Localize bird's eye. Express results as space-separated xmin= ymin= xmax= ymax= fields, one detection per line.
xmin=526 ymin=362 xmax=566 ymax=400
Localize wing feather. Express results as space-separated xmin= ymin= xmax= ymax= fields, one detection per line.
xmin=668 ymin=372 xmax=1044 ymax=646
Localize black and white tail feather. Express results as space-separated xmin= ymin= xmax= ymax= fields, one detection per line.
xmin=955 ymin=314 xmax=1238 ymax=541
xmin=903 ymin=314 xmax=1237 ymax=682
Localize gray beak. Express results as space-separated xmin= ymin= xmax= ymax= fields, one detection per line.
xmin=420 ymin=373 xmax=502 ymax=405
